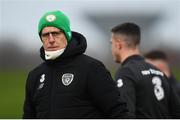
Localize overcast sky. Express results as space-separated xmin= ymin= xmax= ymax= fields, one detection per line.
xmin=0 ymin=0 xmax=180 ymax=55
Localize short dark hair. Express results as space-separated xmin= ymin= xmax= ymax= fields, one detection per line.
xmin=144 ymin=50 xmax=168 ymax=61
xmin=111 ymin=22 xmax=141 ymax=46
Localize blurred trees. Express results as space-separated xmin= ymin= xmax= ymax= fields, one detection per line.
xmin=0 ymin=37 xmax=41 ymax=70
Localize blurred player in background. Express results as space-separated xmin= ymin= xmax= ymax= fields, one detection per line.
xmin=144 ymin=50 xmax=180 ymax=97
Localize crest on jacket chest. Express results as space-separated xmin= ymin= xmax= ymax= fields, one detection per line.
xmin=62 ymin=73 xmax=74 ymax=86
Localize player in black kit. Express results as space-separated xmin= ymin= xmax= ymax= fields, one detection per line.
xmin=110 ymin=22 xmax=180 ymax=118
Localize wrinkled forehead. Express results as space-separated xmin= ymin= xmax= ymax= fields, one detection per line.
xmin=41 ymin=26 xmax=61 ymax=34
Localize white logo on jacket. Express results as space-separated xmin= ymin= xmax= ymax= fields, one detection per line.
xmin=40 ymin=74 xmax=45 ymax=83
xmin=38 ymin=74 xmax=45 ymax=90
xmin=62 ymin=73 xmax=74 ymax=86
xmin=117 ymin=79 xmax=123 ymax=87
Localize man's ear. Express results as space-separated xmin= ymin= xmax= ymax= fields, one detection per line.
xmin=116 ymin=39 xmax=122 ymax=50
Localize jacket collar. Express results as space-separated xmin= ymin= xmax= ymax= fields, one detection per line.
xmin=122 ymin=55 xmax=144 ymax=66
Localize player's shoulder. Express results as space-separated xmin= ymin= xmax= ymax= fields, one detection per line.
xmin=120 ymin=60 xmax=141 ymax=77
xmin=116 ymin=65 xmax=135 ymax=81
xmin=124 ymin=57 xmax=159 ymax=74
xmin=118 ymin=57 xmax=163 ymax=81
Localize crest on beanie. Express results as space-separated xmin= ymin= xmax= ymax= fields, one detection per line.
xmin=38 ymin=10 xmax=72 ymax=42
xmin=46 ymin=14 xmax=56 ymax=22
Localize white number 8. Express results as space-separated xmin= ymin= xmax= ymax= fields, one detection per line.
xmin=152 ymin=76 xmax=164 ymax=101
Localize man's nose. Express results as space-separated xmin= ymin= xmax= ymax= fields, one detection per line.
xmin=48 ymin=33 xmax=55 ymax=43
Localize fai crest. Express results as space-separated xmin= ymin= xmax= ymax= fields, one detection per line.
xmin=46 ymin=14 xmax=56 ymax=22
xmin=62 ymin=73 xmax=74 ymax=86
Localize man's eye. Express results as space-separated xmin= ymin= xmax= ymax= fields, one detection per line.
xmin=52 ymin=32 xmax=61 ymax=36
xmin=42 ymin=33 xmax=49 ymax=37
xmin=41 ymin=31 xmax=62 ymax=38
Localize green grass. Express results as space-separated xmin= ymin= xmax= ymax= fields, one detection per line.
xmin=172 ymin=68 xmax=180 ymax=81
xmin=0 ymin=70 xmax=28 ymax=118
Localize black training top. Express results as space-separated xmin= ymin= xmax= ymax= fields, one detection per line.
xmin=115 ymin=55 xmax=180 ymax=118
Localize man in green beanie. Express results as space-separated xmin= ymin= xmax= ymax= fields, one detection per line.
xmin=23 ymin=10 xmax=130 ymax=119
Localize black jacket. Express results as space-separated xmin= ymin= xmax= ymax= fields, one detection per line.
xmin=115 ymin=55 xmax=180 ymax=118
xmin=23 ymin=32 xmax=129 ymax=118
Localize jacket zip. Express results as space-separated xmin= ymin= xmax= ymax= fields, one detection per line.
xmin=49 ymin=65 xmax=55 ymax=118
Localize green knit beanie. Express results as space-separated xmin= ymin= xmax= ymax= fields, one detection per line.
xmin=38 ymin=10 xmax=72 ymax=42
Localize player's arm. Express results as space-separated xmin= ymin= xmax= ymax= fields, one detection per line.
xmin=168 ymin=81 xmax=180 ymax=118
xmin=23 ymin=72 xmax=36 ymax=118
xmin=87 ymin=62 xmax=131 ymax=118
xmin=115 ymin=67 xmax=136 ymax=117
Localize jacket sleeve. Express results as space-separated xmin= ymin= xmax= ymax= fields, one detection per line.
xmin=168 ymin=81 xmax=180 ymax=118
xmin=87 ymin=61 xmax=132 ymax=118
xmin=23 ymin=72 xmax=36 ymax=118
xmin=115 ymin=67 xmax=136 ymax=117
